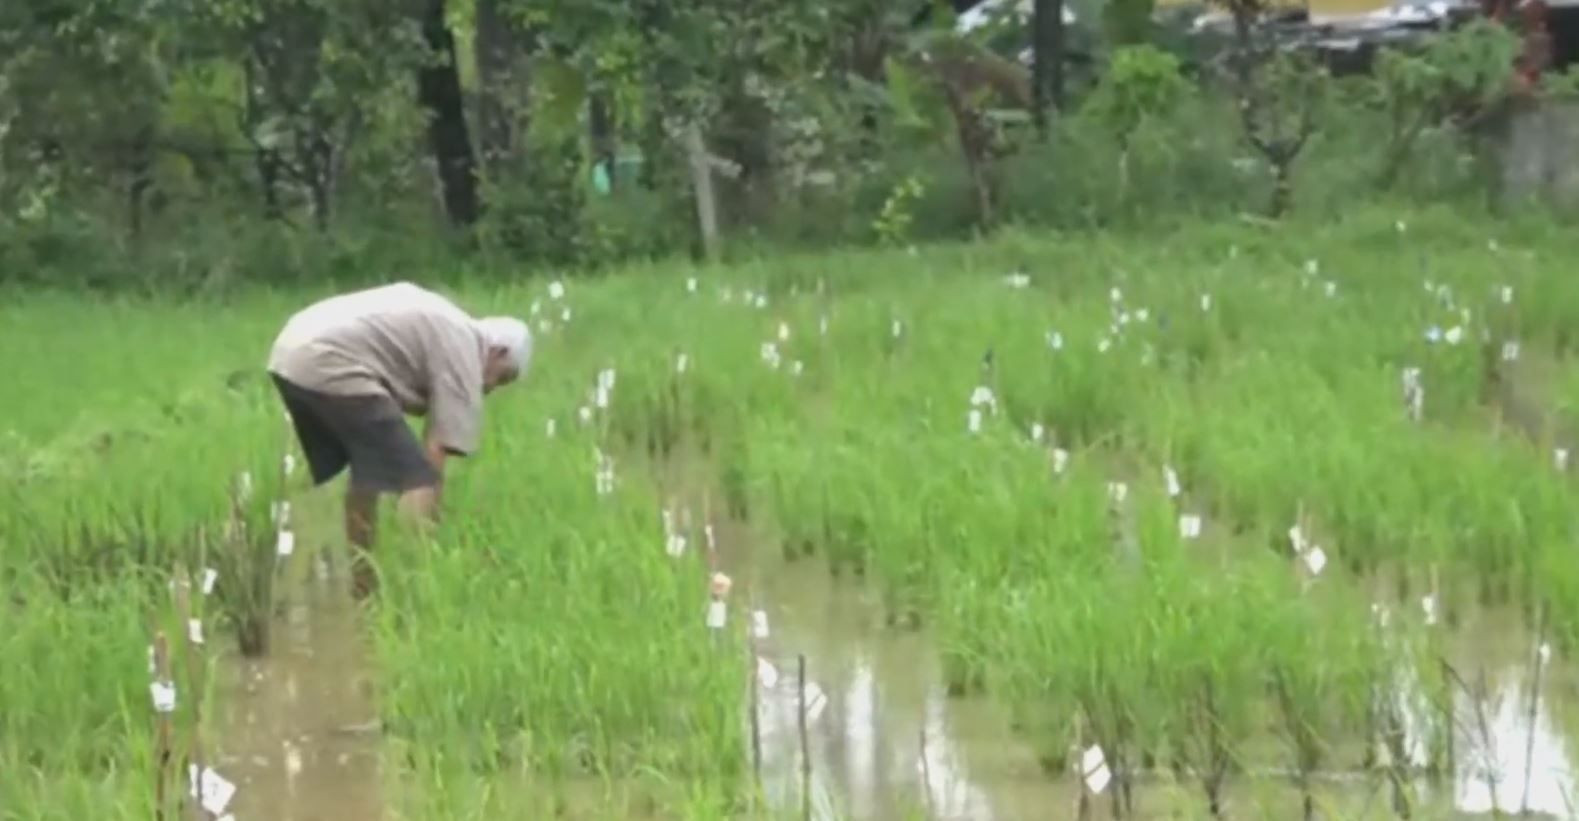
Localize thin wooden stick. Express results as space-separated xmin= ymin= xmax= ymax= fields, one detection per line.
xmin=919 ymin=721 xmax=934 ymax=818
xmin=152 ymin=631 xmax=174 ymax=821
xmin=172 ymin=565 xmax=214 ymax=820
xmin=798 ymin=654 xmax=811 ymax=821
xmin=748 ymin=609 xmax=762 ymax=786
xmin=1523 ymin=601 xmax=1550 ymax=815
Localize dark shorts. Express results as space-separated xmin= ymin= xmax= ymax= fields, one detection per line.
xmin=270 ymin=373 xmax=439 ymax=493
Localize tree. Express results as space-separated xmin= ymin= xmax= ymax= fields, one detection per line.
xmin=414 ymin=0 xmax=479 ymax=227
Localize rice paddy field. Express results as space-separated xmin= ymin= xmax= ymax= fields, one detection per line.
xmin=12 ymin=204 xmax=1579 ymax=820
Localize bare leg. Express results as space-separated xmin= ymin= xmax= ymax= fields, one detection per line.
xmin=346 ymin=485 xmax=379 ymax=600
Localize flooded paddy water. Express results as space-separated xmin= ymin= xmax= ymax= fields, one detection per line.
xmin=188 ymin=449 xmax=1579 ymax=821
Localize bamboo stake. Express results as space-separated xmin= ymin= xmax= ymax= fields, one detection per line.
xmin=798 ymin=653 xmax=811 ymax=821
xmin=152 ymin=631 xmax=174 ymax=821
xmin=1522 ymin=601 xmax=1550 ymax=815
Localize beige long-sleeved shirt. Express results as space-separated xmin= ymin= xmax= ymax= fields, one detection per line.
xmin=267 ymin=282 xmax=487 ymax=455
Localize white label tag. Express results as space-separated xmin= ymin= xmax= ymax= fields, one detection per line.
xmin=1046 ymin=331 xmax=1064 ymax=351
xmin=1503 ymin=341 xmax=1521 ymax=362
xmin=1445 ymin=326 xmax=1464 ymax=346
xmin=561 ymin=307 xmax=572 ymax=323
xmin=704 ymin=524 xmax=716 ymax=552
xmin=1097 ymin=338 xmax=1112 ymax=354
xmin=1082 ymin=745 xmax=1112 ymax=794
xmin=676 ymin=353 xmax=689 ymax=374
xmin=151 ymin=680 xmax=177 ymax=713
xmin=892 ymin=320 xmax=902 ymax=339
xmin=1200 ymin=293 xmax=1212 ymax=312
xmin=282 ymin=453 xmax=297 ymax=476
xmin=188 ymin=618 xmax=204 ymax=645
xmin=237 ymin=471 xmax=254 ymax=502
xmin=778 ymin=322 xmax=791 ymax=342
xmin=819 ymin=315 xmax=829 ymax=336
xmin=1555 ymin=447 xmax=1569 ymax=472
xmin=147 ymin=645 xmax=156 ymax=675
xmin=1107 ymin=482 xmax=1128 ymax=504
xmin=757 ymin=656 xmax=779 ymax=687
xmin=752 ymin=610 xmax=770 ymax=639
xmin=201 ymin=568 xmax=218 ymax=596
xmin=1288 ymin=525 xmax=1306 ymax=554
xmin=1179 ymin=514 xmax=1202 ymax=540
xmin=967 ymin=409 xmax=982 ymax=434
xmin=665 ymin=534 xmax=688 ymax=558
xmin=1030 ymin=423 xmax=1045 ymax=443
xmin=803 ymin=681 xmax=828 ymax=723
xmin=1303 ymin=546 xmax=1327 ymax=576
xmin=189 ymin=766 xmax=237 ymax=815
xmin=1164 ymin=466 xmax=1182 ymax=498
xmin=791 ymin=360 xmax=804 ymax=377
xmin=1421 ymin=595 xmax=1438 ymax=626
xmin=548 ymin=280 xmax=565 ymax=300
xmin=1540 ymin=642 xmax=1553 ymax=663
xmin=276 ymin=529 xmax=295 ymax=557
xmin=706 ymin=600 xmax=727 ymax=630
xmin=686 ymin=277 xmax=698 ymax=294
xmin=546 ymin=418 xmax=557 ymax=438
xmin=1501 ymin=285 xmax=1513 ymax=304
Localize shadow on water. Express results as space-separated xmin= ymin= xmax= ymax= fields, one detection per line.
xmin=212 ymin=573 xmax=383 ymax=821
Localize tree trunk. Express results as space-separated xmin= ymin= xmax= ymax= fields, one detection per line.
xmin=1031 ymin=0 xmax=1064 ymax=135
xmin=416 ymin=0 xmax=480 ymax=227
xmin=474 ymin=0 xmax=516 ymax=177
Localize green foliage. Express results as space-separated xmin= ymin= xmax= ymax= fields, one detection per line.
xmin=1103 ymin=0 xmax=1158 ymax=47
xmin=1081 ymin=45 xmax=1188 ymax=145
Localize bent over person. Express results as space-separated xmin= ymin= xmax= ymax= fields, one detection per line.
xmin=266 ymin=282 xmax=532 ymax=598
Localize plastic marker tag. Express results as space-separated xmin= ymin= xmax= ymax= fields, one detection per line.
xmin=1110 ymin=287 xmax=1122 ymax=303
xmin=752 ymin=610 xmax=770 ymax=639
xmin=237 ymin=471 xmax=253 ymax=502
xmin=665 ymin=534 xmax=688 ymax=558
xmin=1030 ymin=423 xmax=1045 ymax=443
xmin=676 ymin=353 xmax=689 ymax=374
xmin=778 ymin=322 xmax=791 ymax=342
xmin=1556 ymin=448 xmax=1570 ymax=472
xmin=1164 ymin=466 xmax=1181 ymax=498
xmin=276 ymin=530 xmax=295 ymax=557
xmin=1445 ymin=326 xmax=1464 ymax=346
xmin=706 ymin=600 xmax=727 ymax=630
xmin=283 ymin=453 xmax=297 ymax=476
xmin=1501 ymin=285 xmax=1514 ymax=304
xmin=561 ymin=307 xmax=572 ymax=323
xmin=1107 ymin=482 xmax=1128 ymax=504
xmin=546 ymin=418 xmax=557 ymax=438
xmin=548 ymin=280 xmax=565 ymax=300
xmin=757 ymin=657 xmax=779 ymax=687
xmin=188 ymin=618 xmax=204 ymax=645
xmin=1325 ymin=281 xmax=1338 ymax=298
xmin=1046 ymin=331 xmax=1064 ymax=351
xmin=1179 ymin=514 xmax=1202 ymax=540
xmin=791 ymin=360 xmax=804 ymax=377
xmin=754 ymin=294 xmax=768 ymax=309
xmin=1289 ymin=526 xmax=1306 ymax=554
xmin=201 ymin=568 xmax=218 ymax=596
xmin=686 ymin=277 xmax=698 ymax=294
xmin=1304 ymin=259 xmax=1320 ymax=276
xmin=1303 ymin=547 xmax=1327 ymax=576
xmin=578 ymin=406 xmax=593 ymax=424
xmin=970 ymin=386 xmax=996 ymax=410
xmin=1201 ymin=294 xmax=1212 ymax=312
xmin=1052 ymin=449 xmax=1070 ymax=475
xmin=704 ymin=524 xmax=716 ymax=552
xmin=1421 ymin=595 xmax=1438 ymax=626
xmin=151 ymin=681 xmax=177 ymax=713
xmin=1503 ymin=341 xmax=1521 ymax=362
xmin=1082 ymin=745 xmax=1111 ymax=794
xmin=1540 ymin=643 xmax=1553 ymax=663
xmin=189 ymin=766 xmax=237 ymax=816
xmin=1004 ymin=273 xmax=1030 ymax=288
xmin=892 ymin=320 xmax=903 ymax=339
xmin=967 ymin=410 xmax=982 ymax=434
xmin=803 ymin=681 xmax=829 ymax=723
xmin=1097 ymin=338 xmax=1112 ymax=354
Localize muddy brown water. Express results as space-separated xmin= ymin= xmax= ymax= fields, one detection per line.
xmin=212 ymin=549 xmax=383 ymax=821
xmin=203 ymin=460 xmax=1579 ymax=821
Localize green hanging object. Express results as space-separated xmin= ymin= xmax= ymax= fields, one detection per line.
xmin=592 ymin=162 xmax=612 ymax=196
